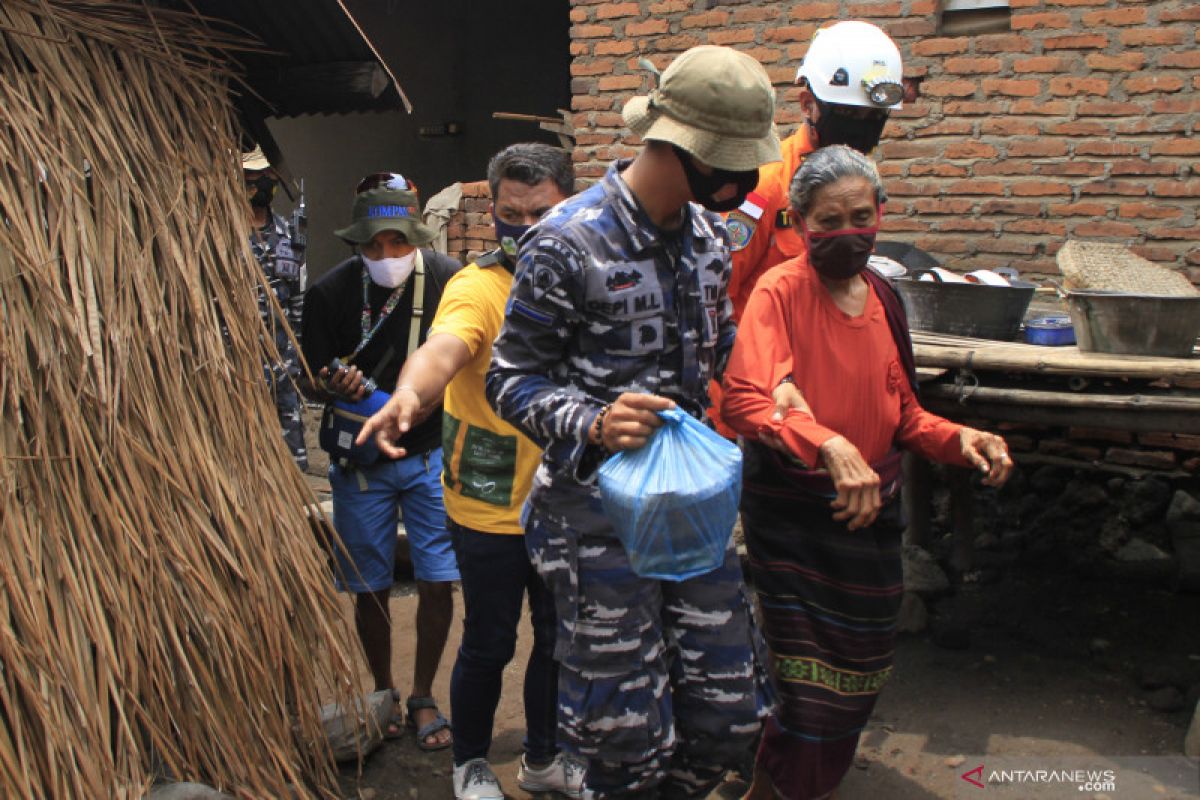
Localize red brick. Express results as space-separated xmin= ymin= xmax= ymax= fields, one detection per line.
xmin=911 ymin=0 xmax=938 ymax=13
xmin=1076 ymin=101 xmax=1145 ymax=116
xmin=944 ymin=57 xmax=1002 ymax=75
xmin=884 ymin=19 xmax=936 ymax=37
xmin=1132 ymin=245 xmax=1185 ymax=264
xmin=1043 ymin=33 xmax=1108 ymax=49
xmin=594 ymin=39 xmax=635 ymax=55
xmin=1011 ymin=181 xmax=1073 ymax=196
xmin=1161 ymin=6 xmax=1200 ymax=22
xmin=880 ymin=218 xmax=929 ymax=232
xmin=977 ymin=237 xmax=1040 ymax=255
xmin=1153 ymin=180 xmax=1200 ymax=198
xmin=945 ymin=141 xmax=998 ymax=159
xmin=909 ymin=163 xmax=970 ymax=177
xmin=1048 ymin=201 xmax=1110 ymax=216
xmin=765 ymin=25 xmax=816 ymax=43
xmin=921 ymin=79 xmax=977 ymax=98
xmin=880 ymin=140 xmax=942 ymax=159
xmin=649 ymin=0 xmax=688 ymax=11
xmin=1006 ymin=220 xmax=1068 ymax=235
xmin=1011 ymin=11 xmax=1071 ymax=29
xmin=1008 ymin=140 xmax=1070 ymax=157
xmin=571 ymin=59 xmax=616 ymax=76
xmin=1152 ymin=97 xmax=1200 ymax=114
xmin=597 ymin=74 xmax=642 ymax=91
xmin=1074 ymin=221 xmax=1140 ymax=237
xmin=1148 ymin=227 xmax=1200 ymax=241
xmin=570 ymin=8 xmax=589 ymax=22
xmin=944 ymin=101 xmax=1001 ymax=115
xmin=1114 ymin=118 xmax=1188 ymax=136
xmin=1125 ymin=75 xmax=1185 ymax=95
xmin=1120 ymin=28 xmax=1184 ymax=46
xmin=595 ymin=2 xmax=641 ymax=19
xmin=983 ymin=78 xmax=1042 ymax=97
xmin=1084 ymin=7 xmax=1147 ymax=25
xmin=1010 ymin=99 xmax=1072 ymax=115
xmin=1045 ymin=120 xmax=1110 ymax=136
xmin=884 ymin=180 xmax=925 ymax=196
xmin=572 ymin=95 xmax=613 ymax=111
xmin=1049 ymin=76 xmax=1110 ymax=96
xmin=1108 ymin=161 xmax=1180 ymax=177
xmin=1118 ymin=203 xmax=1184 ymax=220
xmin=741 ymin=46 xmax=783 ymax=64
xmin=1039 ymin=162 xmax=1107 ymax=177
xmin=938 ymin=219 xmax=996 ymax=233
xmin=910 ymin=119 xmax=976 ymax=137
xmin=981 ymin=200 xmax=1043 ymax=215
xmin=978 ymin=118 xmax=1039 ymax=136
xmin=732 ymin=6 xmax=775 ymax=22
xmin=570 ymin=77 xmax=597 ymax=94
xmin=707 ymin=29 xmax=756 ymax=45
xmin=1085 ymin=53 xmax=1147 ymax=72
xmin=947 ymin=180 xmax=1006 ymax=195
xmin=625 ymin=19 xmax=668 ymax=36
xmin=1138 ymin=433 xmax=1200 ymax=453
xmin=789 ymin=2 xmax=839 ymax=20
xmin=1047 ymin=0 xmax=1108 ymax=5
xmin=1106 ymin=448 xmax=1176 ymax=469
xmin=915 ymin=236 xmax=971 ymax=254
xmin=1069 ymin=427 xmax=1133 ymax=445
xmin=975 ymin=161 xmax=1033 ymax=176
xmin=1078 ymin=179 xmax=1153 ymax=195
xmin=652 ymin=34 xmax=703 ymax=52
xmin=1012 ymin=56 xmax=1070 ymax=73
xmin=1039 ymin=441 xmax=1103 ymax=461
xmin=1150 ymin=139 xmax=1200 ymax=157
xmin=1075 ymin=141 xmax=1142 ymax=157
xmin=848 ymin=0 xmax=903 ymax=15
xmin=570 ymin=41 xmax=590 ymax=56
xmin=975 ymin=34 xmax=1035 ymax=53
xmin=573 ymin=24 xmax=614 ymax=38
xmin=911 ymin=198 xmax=977 ymax=214
xmin=681 ymin=10 xmax=730 ymax=28
xmin=911 ymin=37 xmax=969 ymax=56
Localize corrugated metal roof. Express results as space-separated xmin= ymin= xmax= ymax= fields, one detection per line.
xmin=195 ymin=0 xmax=409 ymax=117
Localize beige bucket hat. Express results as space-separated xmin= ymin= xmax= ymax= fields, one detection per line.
xmin=241 ymin=145 xmax=271 ymax=171
xmin=623 ymin=45 xmax=782 ymax=172
xmin=334 ymin=187 xmax=437 ymax=246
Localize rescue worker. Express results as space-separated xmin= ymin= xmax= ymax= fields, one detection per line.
xmin=243 ymin=145 xmax=308 ymax=470
xmin=486 ymin=46 xmax=780 ymax=798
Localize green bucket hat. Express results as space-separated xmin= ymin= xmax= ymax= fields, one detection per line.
xmin=334 ymin=187 xmax=437 ymax=246
xmin=623 ymin=45 xmax=782 ymax=172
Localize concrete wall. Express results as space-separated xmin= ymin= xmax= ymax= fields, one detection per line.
xmin=268 ymin=0 xmax=571 ymax=278
xmin=566 ymin=0 xmax=1200 ymax=281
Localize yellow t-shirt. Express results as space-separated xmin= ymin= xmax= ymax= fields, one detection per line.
xmin=428 ymin=259 xmax=541 ymax=534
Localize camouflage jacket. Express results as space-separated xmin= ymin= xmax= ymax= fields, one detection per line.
xmin=486 ymin=159 xmax=737 ymax=537
xmin=251 ymin=211 xmax=305 ymax=371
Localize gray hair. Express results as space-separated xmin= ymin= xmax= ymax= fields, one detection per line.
xmin=487 ymin=142 xmax=574 ymax=201
xmin=788 ymin=144 xmax=888 ymax=217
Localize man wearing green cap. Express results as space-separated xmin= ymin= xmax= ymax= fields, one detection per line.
xmin=301 ymin=173 xmax=461 ymax=749
xmin=486 ymin=46 xmax=781 ymax=797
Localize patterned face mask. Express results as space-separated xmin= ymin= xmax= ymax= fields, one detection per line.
xmin=494 ymin=215 xmax=530 ymax=259
xmin=800 ymin=207 xmax=882 ymax=280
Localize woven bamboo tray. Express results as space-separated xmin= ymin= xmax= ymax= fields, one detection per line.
xmin=1056 ymin=241 xmax=1199 ymax=297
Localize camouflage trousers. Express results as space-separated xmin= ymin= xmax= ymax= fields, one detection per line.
xmin=526 ymin=516 xmax=772 ymax=798
xmin=266 ymin=361 xmax=307 ymax=471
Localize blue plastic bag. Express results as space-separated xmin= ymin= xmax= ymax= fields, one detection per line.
xmin=598 ymin=407 xmax=742 ymax=581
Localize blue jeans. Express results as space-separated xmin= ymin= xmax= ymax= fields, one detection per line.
xmin=327 ymin=449 xmax=459 ymax=591
xmin=448 ymin=519 xmax=558 ymax=766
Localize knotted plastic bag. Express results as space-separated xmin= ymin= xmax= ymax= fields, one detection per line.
xmin=598 ymin=407 xmax=742 ymax=581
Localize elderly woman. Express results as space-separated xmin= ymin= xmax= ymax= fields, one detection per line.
xmin=722 ymin=145 xmax=1012 ymax=800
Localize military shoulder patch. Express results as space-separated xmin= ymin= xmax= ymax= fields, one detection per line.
xmin=725 ymin=210 xmax=755 ymax=252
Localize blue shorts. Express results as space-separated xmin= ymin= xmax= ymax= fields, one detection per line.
xmin=328 ymin=449 xmax=460 ymax=591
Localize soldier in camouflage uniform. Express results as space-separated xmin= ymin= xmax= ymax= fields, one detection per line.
xmin=485 ymin=47 xmax=782 ymax=798
xmin=244 ymin=146 xmax=308 ymax=471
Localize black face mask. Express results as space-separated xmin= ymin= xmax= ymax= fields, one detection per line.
xmin=248 ymin=174 xmax=277 ymax=208
xmin=812 ymin=100 xmax=889 ymax=155
xmin=802 ymin=217 xmax=881 ymax=281
xmin=671 ymin=145 xmax=759 ymax=213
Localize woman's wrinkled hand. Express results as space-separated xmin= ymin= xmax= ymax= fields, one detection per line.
xmin=760 ymin=381 xmax=813 ymax=453
xmin=959 ymin=427 xmax=1013 ymax=487
xmin=818 ymin=435 xmax=882 ymax=531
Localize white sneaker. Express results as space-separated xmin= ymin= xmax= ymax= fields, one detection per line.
xmin=517 ymin=752 xmax=586 ymax=798
xmin=453 ymin=758 xmax=504 ymax=800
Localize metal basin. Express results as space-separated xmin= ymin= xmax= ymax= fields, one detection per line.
xmin=894 ymin=274 xmax=1036 ymax=341
xmin=1066 ymin=290 xmax=1200 ymax=358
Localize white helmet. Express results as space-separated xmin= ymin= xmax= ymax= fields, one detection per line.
xmin=796 ymin=21 xmax=904 ymax=110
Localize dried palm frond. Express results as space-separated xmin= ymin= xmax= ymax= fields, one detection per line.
xmin=0 ymin=2 xmax=362 ymax=797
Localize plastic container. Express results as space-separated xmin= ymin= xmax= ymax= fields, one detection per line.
xmin=1024 ymin=315 xmax=1076 ymax=346
xmin=598 ymin=408 xmax=741 ymax=581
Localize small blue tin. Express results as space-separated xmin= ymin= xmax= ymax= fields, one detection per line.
xmin=1024 ymin=315 xmax=1076 ymax=346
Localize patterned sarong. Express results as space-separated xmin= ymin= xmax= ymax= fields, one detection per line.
xmin=742 ymin=489 xmax=904 ymax=799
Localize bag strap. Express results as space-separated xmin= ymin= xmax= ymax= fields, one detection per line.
xmin=407 ymin=250 xmax=426 ymax=359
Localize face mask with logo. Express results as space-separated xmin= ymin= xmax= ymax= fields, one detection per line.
xmin=812 ymin=100 xmax=889 ymax=155
xmin=671 ymin=145 xmax=759 ymax=213
xmin=363 ymin=250 xmax=417 ymax=288
xmin=800 ymin=210 xmax=881 ymax=281
xmin=494 ymin=215 xmax=530 ymax=260
xmin=248 ymin=174 xmax=277 ymax=208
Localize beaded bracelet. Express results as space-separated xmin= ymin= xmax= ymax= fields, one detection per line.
xmin=589 ymin=403 xmax=612 ymax=447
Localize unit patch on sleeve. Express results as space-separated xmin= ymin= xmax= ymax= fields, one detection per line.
xmin=726 ymin=210 xmax=755 ymax=252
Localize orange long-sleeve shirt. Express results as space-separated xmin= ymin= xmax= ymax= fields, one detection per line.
xmin=721 ymin=257 xmax=968 ymax=470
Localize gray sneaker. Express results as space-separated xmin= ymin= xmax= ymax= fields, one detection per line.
xmin=453 ymin=758 xmax=504 ymax=800
xmin=517 ymin=752 xmax=586 ymax=798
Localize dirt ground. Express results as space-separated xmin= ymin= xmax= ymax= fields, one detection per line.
xmin=332 ymin=566 xmax=1200 ymax=800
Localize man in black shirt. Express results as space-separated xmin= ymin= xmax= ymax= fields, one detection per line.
xmin=302 ymin=173 xmax=461 ymax=749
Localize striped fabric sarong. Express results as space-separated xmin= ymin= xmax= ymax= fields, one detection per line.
xmin=742 ymin=489 xmax=905 ymax=799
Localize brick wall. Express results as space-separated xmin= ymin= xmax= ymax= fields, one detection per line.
xmin=567 ymin=0 xmax=1200 ymax=282
xmin=443 ymin=181 xmax=497 ymax=266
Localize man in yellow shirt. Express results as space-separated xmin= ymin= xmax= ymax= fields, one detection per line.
xmin=359 ymin=143 xmax=578 ymax=800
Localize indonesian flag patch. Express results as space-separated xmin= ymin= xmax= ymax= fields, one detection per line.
xmin=737 ymin=191 xmax=767 ymax=220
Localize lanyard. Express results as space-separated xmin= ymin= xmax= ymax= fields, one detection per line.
xmin=348 ymin=262 xmax=406 ymax=361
